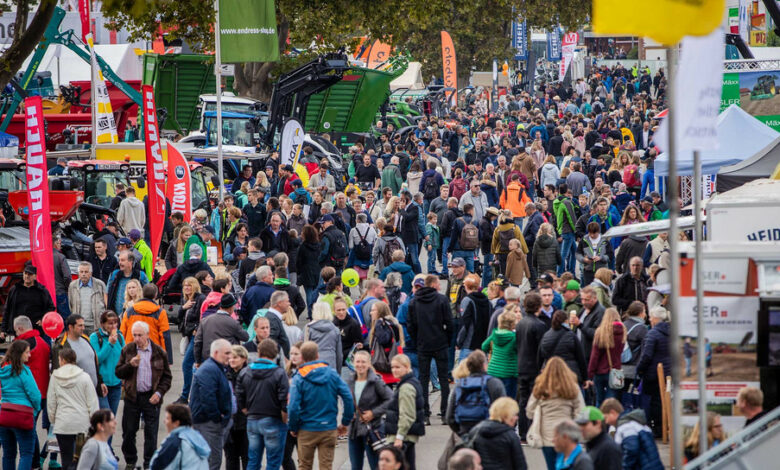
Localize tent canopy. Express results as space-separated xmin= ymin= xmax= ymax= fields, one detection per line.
xmin=390 ymin=62 xmax=425 ymax=91
xmin=655 ymin=105 xmax=780 ymax=177
xmin=21 ymin=44 xmax=142 ymax=87
xmin=717 ymin=135 xmax=780 ymax=192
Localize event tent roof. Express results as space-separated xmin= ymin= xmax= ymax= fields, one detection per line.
xmin=655 ymin=105 xmax=780 ymax=177
xmin=716 ymin=135 xmax=780 ymax=192
xmin=390 ymin=62 xmax=425 ymax=91
xmin=21 ymin=44 xmax=142 ymax=87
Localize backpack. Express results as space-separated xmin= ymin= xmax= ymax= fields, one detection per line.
xmin=325 ymin=229 xmax=348 ymax=266
xmin=622 ymin=164 xmax=641 ymax=188
xmin=423 ymin=174 xmax=440 ymax=200
xmin=386 ymin=286 xmax=403 ymax=315
xmin=383 ymin=237 xmax=403 ymax=267
xmin=450 ymin=178 xmax=468 ymax=200
xmin=354 ymin=226 xmax=372 ymax=261
xmin=498 ymin=228 xmax=515 ymax=252
xmin=621 ymin=322 xmax=644 ymax=363
xmin=292 ymin=191 xmax=308 ymax=206
xmin=458 ymin=218 xmax=479 ymax=250
xmin=453 ymin=375 xmax=492 ymax=424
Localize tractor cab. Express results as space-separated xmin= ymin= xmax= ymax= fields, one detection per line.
xmin=0 ymin=158 xmax=84 ymax=224
xmin=66 ymin=160 xmax=135 ymax=208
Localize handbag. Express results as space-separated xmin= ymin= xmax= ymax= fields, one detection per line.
xmin=606 ymin=348 xmax=625 ymax=390
xmin=0 ymin=403 xmax=35 ymax=430
xmin=526 ymin=402 xmax=544 ymax=448
xmin=365 ymin=419 xmax=387 ymax=452
xmin=179 ymin=336 xmax=189 ymax=356
xmin=370 ymin=322 xmax=398 ymax=373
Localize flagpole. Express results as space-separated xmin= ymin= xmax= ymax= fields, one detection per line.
xmin=90 ymin=40 xmax=97 ymax=158
xmin=665 ymin=45 xmax=683 ymax=470
xmin=215 ymin=0 xmax=225 ymax=201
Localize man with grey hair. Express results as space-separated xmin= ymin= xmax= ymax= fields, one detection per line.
xmin=191 ymin=338 xmax=233 ymax=470
xmin=265 ymin=290 xmax=291 ymax=357
xmin=382 ymin=156 xmax=403 ymax=195
xmin=116 ymin=320 xmax=172 ymax=469
xmin=487 ymin=285 xmax=522 ymax=333
xmin=553 ymin=419 xmax=594 ymax=470
xmin=448 ymin=448 xmax=483 ymax=470
xmin=195 ymin=293 xmax=248 ymax=364
xmin=240 ymin=264 xmax=276 ymax=324
xmin=68 ymin=261 xmax=106 ymax=333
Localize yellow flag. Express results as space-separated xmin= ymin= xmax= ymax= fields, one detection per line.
xmin=593 ymin=0 xmax=725 ymax=45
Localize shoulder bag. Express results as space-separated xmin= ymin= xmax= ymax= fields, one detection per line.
xmin=606 ymin=346 xmax=625 ymax=390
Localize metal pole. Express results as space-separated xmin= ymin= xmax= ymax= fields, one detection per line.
xmin=693 ymin=150 xmax=707 ymax=455
xmin=90 ymin=43 xmax=97 ymax=157
xmin=215 ymin=0 xmax=225 ymax=201
xmin=666 ymin=45 xmax=684 ymax=470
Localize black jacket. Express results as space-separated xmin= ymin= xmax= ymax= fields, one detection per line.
xmin=168 ymin=259 xmax=214 ymax=293
xmin=532 ymin=234 xmax=562 ymax=275
xmin=400 ymin=203 xmax=419 ymax=247
xmin=2 ymin=282 xmax=56 ymax=335
xmin=612 ymin=272 xmax=649 ymax=313
xmin=478 ymin=216 xmax=494 ymax=254
xmin=385 ymin=372 xmax=426 ymax=439
xmin=585 ymin=428 xmax=622 ymax=470
xmin=515 ymin=314 xmax=548 ymax=377
xmin=616 ymin=236 xmax=648 ymax=274
xmin=226 ymin=365 xmax=248 ymax=430
xmin=407 ymin=286 xmax=453 ymax=353
xmin=458 ymin=292 xmax=491 ymax=351
xmin=577 ymin=303 xmax=605 ymax=366
xmin=636 ymin=321 xmax=671 ymax=382
xmin=235 ymin=358 xmax=289 ymax=420
xmin=468 ymin=420 xmax=528 ymax=470
xmin=345 ymin=370 xmax=393 ymax=439
xmin=259 ymin=226 xmax=290 ymax=254
xmin=334 ymin=315 xmax=363 ymax=360
xmin=89 ymin=253 xmax=118 ymax=285
xmin=440 ymin=207 xmax=464 ymax=240
xmin=287 ymin=237 xmax=301 ymax=274
xmin=296 ymin=241 xmax=322 ymax=288
xmin=538 ymin=328 xmax=588 ymax=383
xmin=274 ymin=282 xmax=307 ymax=316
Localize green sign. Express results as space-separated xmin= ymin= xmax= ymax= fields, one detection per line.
xmin=219 ymin=0 xmax=279 ymax=63
xmin=721 ymin=71 xmax=780 ymax=131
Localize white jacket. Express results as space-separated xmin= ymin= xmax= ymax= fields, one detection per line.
xmin=540 ymin=162 xmax=561 ymax=189
xmin=117 ymin=196 xmax=146 ymax=235
xmin=47 ymin=364 xmax=99 ymax=434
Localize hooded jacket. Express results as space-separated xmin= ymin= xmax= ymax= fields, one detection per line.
xmin=458 ymin=291 xmax=492 ymax=350
xmin=0 ymin=363 xmax=41 ymax=415
xmin=614 ymin=409 xmax=665 ymax=470
xmin=240 ymin=281 xmax=276 ymax=324
xmin=585 ymin=427 xmax=622 ymax=470
xmin=499 ymin=181 xmax=528 ymax=219
xmin=149 ymin=426 xmax=211 ymax=470
xmin=379 ymin=261 xmax=414 ymax=295
xmin=134 ymin=239 xmax=154 ymax=280
xmin=481 ymin=329 xmax=517 ymax=378
xmin=532 ymin=234 xmax=562 ymax=274
xmin=505 ymin=249 xmax=531 ymax=286
xmin=120 ymin=298 xmax=173 ymax=363
xmin=304 ymin=319 xmax=343 ymax=373
xmin=2 ymin=281 xmax=56 ymax=335
xmin=538 ymin=328 xmax=588 ymax=383
xmin=47 ymin=363 xmax=100 ymax=434
xmin=89 ymin=328 xmax=125 ymax=387
xmin=491 ymin=221 xmax=527 ymax=255
xmin=236 ymin=357 xmax=289 ymax=420
xmin=168 ymin=258 xmax=214 ymax=293
xmin=540 ymin=161 xmax=561 ymax=189
xmin=408 ymin=286 xmax=453 ymax=353
xmin=468 ymin=420 xmax=528 ymax=470
xmin=636 ymin=321 xmax=671 ymax=382
xmin=554 ymin=195 xmax=577 ymax=234
xmin=381 ymin=163 xmax=403 ymax=195
xmin=117 ymin=196 xmax=146 ymax=234
xmin=295 ymin=241 xmax=321 ymax=288
xmin=288 ymin=361 xmax=354 ymax=432
xmin=576 ymin=235 xmax=614 ymax=274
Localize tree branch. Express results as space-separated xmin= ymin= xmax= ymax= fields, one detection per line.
xmin=0 ymin=0 xmax=58 ymax=88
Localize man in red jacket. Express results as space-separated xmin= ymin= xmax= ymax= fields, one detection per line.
xmin=14 ymin=315 xmax=52 ymax=465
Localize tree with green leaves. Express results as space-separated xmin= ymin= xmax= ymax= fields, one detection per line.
xmin=0 ymin=0 xmax=58 ymax=90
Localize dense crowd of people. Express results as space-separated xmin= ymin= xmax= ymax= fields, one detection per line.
xmin=0 ymin=63 xmax=765 ymax=470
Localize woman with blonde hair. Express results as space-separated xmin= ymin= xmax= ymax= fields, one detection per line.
xmin=539 ymin=154 xmax=560 ymax=190
xmin=225 ymin=345 xmax=249 ymax=469
xmin=481 ymin=311 xmax=519 ymax=395
xmin=529 ymin=138 xmax=546 ymax=168
xmin=526 ymin=356 xmax=586 ymax=470
xmin=368 ymin=301 xmax=404 ymax=385
xmin=588 ymin=307 xmax=625 ymax=406
xmin=282 ymin=307 xmax=303 ymax=345
xmin=122 ymin=279 xmax=143 ymax=318
xmin=607 ymin=155 xmax=625 ymax=187
xmin=305 ymin=301 xmax=343 ymax=372
xmin=165 ymin=225 xmax=193 ymax=269
xmin=385 ymin=354 xmax=424 ymax=470
xmin=532 ymin=222 xmax=561 ymax=277
xmin=467 ymin=397 xmax=528 ymax=470
xmin=505 ymin=238 xmax=531 ymax=288
xmin=591 ymin=267 xmax=613 ymax=308
xmin=684 ymin=411 xmax=724 ymax=462
xmin=384 ymin=196 xmax=402 ymax=227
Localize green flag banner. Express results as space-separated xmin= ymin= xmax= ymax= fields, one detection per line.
xmin=219 ymin=0 xmax=279 ymax=63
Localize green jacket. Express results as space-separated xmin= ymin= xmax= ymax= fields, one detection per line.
xmin=183 ymin=234 xmax=208 ymax=262
xmin=381 ymin=164 xmax=403 ymax=196
xmin=424 ymin=223 xmax=440 ymax=251
xmin=481 ymin=329 xmax=517 ymax=378
xmin=134 ymin=239 xmax=154 ymax=280
xmin=553 ymin=196 xmax=577 ymax=234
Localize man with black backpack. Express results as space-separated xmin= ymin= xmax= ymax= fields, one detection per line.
xmin=448 ymin=203 xmax=480 ymax=273
xmin=347 ymin=213 xmax=376 ymax=269
xmin=317 ymin=214 xmax=349 ymax=274
xmin=420 ymin=160 xmax=445 ymax=215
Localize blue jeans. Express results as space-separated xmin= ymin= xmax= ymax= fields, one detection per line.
xmin=514 ymin=217 xmax=524 ymax=230
xmin=406 ymin=242 xmax=422 ymax=274
xmin=305 ymin=285 xmax=319 ymax=320
xmin=426 ymin=246 xmax=438 ymax=274
xmin=179 ymin=337 xmax=195 ymax=401
xmin=99 ymin=383 xmax=122 ymax=445
xmin=0 ymin=427 xmax=36 ymax=470
xmin=56 ymin=293 xmax=71 ymax=320
xmin=542 ymin=446 xmax=557 ymax=470
xmin=348 ymin=434 xmax=379 ymax=470
xmin=559 ymin=232 xmax=576 ymax=275
xmin=452 ymin=250 xmax=475 ymax=272
xmin=482 ymin=253 xmax=493 ymax=288
xmin=423 ymin=199 xmax=432 ymax=216
xmin=594 ymin=373 xmax=616 ymax=407
xmin=441 ymin=237 xmax=451 ymax=276
xmin=685 ymin=357 xmax=692 ymax=376
xmin=499 ymin=377 xmax=518 ymax=397
xmin=247 ymin=417 xmax=287 ymax=470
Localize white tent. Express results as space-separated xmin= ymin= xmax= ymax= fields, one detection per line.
xmin=21 ymin=43 xmax=143 ymax=87
xmin=390 ymin=62 xmax=425 ymax=91
xmin=655 ymin=105 xmax=780 ymax=177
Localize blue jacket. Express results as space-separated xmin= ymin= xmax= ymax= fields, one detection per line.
xmin=523 ymin=211 xmax=545 ymax=247
xmin=636 ymin=321 xmax=671 ymax=382
xmin=291 ymin=187 xmax=312 ymax=205
xmin=89 ymin=329 xmax=126 ymax=387
xmin=379 ymin=262 xmax=414 ymax=295
xmin=0 ymin=364 xmax=41 ymax=415
xmin=614 ymin=409 xmax=664 ymax=470
xmin=149 ymin=426 xmax=210 ymax=470
xmin=190 ymin=357 xmax=232 ymax=425
xmin=239 ymin=281 xmax=276 ymax=324
xmin=288 ymin=361 xmax=354 ymax=432
xmin=396 ymin=294 xmax=415 ymax=352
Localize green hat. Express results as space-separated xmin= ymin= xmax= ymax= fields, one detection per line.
xmin=566 ymin=280 xmax=581 ymax=291
xmin=273 ymin=278 xmax=291 ymax=287
xmin=574 ymin=406 xmax=604 ymax=424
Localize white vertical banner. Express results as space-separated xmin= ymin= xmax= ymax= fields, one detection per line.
xmin=88 ymin=35 xmax=118 ymax=144
xmin=559 ymin=32 xmax=579 ymax=80
xmin=280 ymin=119 xmax=305 ymax=166
xmin=655 ymin=28 xmax=724 ymax=153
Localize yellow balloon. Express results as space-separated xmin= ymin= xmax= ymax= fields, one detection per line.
xmin=342 ymin=268 xmax=360 ymax=288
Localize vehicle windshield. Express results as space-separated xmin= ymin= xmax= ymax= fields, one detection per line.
xmin=81 ymin=170 xmax=128 ymax=207
xmin=0 ymin=168 xmax=26 ymax=191
xmin=205 ymin=117 xmax=256 ymax=147
xmin=204 ymin=102 xmax=255 ymax=114
xmin=192 ymin=167 xmax=215 ymax=210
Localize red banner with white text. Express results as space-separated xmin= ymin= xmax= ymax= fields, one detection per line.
xmin=142 ymin=85 xmax=166 ymax=265
xmin=165 ymin=143 xmax=191 ymax=222
xmin=24 ymin=96 xmax=57 ymax=306
xmin=78 ymin=0 xmax=91 ymax=43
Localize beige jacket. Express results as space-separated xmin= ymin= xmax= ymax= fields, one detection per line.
xmin=47 ymin=364 xmax=100 ymax=435
xmin=68 ymin=278 xmax=107 ymax=333
xmin=526 ymin=393 xmax=586 ymax=446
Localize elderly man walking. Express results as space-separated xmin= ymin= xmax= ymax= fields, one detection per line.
xmin=68 ymin=262 xmax=107 ymax=334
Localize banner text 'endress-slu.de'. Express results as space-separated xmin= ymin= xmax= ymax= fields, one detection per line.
xmin=219 ymin=0 xmax=279 ymax=63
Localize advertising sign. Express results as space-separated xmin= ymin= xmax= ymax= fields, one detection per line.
xmin=512 ymin=19 xmax=528 ymax=61
xmin=141 ymin=85 xmax=166 ymax=264
xmin=677 ymin=296 xmax=758 ymax=344
xmin=546 ymin=30 xmax=561 ymax=61
xmin=280 ymin=119 xmax=305 ymax=167
xmin=680 ymin=381 xmax=761 ymax=434
xmin=721 ymin=71 xmax=780 ymax=131
xmin=559 ymin=32 xmax=579 ymax=80
xmin=166 ymin=143 xmax=191 ymax=222
xmin=219 ymin=0 xmax=279 ymax=63
xmin=441 ymin=31 xmax=458 ymax=106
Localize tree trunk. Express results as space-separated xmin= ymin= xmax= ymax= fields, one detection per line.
xmin=233 ymin=13 xmax=289 ymax=102
xmin=0 ymin=0 xmax=58 ymax=91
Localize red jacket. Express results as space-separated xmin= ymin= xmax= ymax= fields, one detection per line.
xmin=587 ymin=322 xmax=624 ymax=378
xmin=16 ymin=329 xmax=51 ymax=395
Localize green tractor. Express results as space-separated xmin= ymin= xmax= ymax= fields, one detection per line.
xmin=750 ymin=74 xmax=778 ymax=100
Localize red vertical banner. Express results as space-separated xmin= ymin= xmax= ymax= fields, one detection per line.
xmin=165 ymin=143 xmax=192 ymax=222
xmin=141 ymin=85 xmax=165 ymax=265
xmin=78 ymin=0 xmax=91 ymax=43
xmin=24 ymin=97 xmax=57 ymax=306
xmin=441 ymin=31 xmax=458 ymax=107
